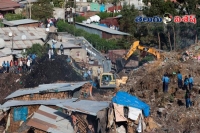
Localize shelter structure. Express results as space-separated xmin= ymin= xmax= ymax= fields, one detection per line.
xmin=2 ymin=19 xmax=39 ymax=27
xmin=5 ymin=81 xmax=88 ymax=100
xmin=0 ymin=0 xmax=20 ymax=15
xmin=75 ymin=22 xmax=130 ymax=39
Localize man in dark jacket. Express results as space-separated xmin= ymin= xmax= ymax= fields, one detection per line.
xmin=60 ymin=44 xmax=64 ymax=55
xmin=183 ymin=76 xmax=189 ymax=90
xmin=189 ymin=74 xmax=194 ymax=90
xmin=185 ymin=89 xmax=192 ymax=108
xmin=177 ymin=71 xmax=183 ymax=88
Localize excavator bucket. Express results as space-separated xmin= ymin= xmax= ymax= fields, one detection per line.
xmin=116 ymin=58 xmax=126 ymax=73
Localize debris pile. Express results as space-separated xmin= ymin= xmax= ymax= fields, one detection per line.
xmin=22 ymin=55 xmax=84 ymax=88
xmin=120 ymin=58 xmax=200 ymax=132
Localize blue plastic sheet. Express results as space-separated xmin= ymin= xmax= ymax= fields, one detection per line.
xmin=13 ymin=107 xmax=28 ymax=122
xmin=112 ymin=91 xmax=150 ymax=117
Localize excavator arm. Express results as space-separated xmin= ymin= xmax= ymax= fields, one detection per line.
xmin=116 ymin=41 xmax=163 ymax=72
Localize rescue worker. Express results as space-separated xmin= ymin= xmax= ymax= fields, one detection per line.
xmin=2 ymin=61 xmax=6 ymax=72
xmin=185 ymin=89 xmax=192 ymax=108
xmin=183 ymin=76 xmax=189 ymax=90
xmin=6 ymin=61 xmax=10 ymax=73
xmin=162 ymin=74 xmax=166 ymax=92
xmin=60 ymin=44 xmax=64 ymax=55
xmin=163 ymin=73 xmax=170 ymax=93
xmin=177 ymin=71 xmax=183 ymax=88
xmin=31 ymin=54 xmax=36 ymax=65
xmin=189 ymin=75 xmax=194 ymax=90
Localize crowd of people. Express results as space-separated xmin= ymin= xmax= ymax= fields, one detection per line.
xmin=1 ymin=54 xmax=36 ymax=74
xmin=162 ymin=71 xmax=194 ymax=108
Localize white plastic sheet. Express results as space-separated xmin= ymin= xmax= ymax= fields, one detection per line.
xmin=128 ymin=107 xmax=142 ymax=121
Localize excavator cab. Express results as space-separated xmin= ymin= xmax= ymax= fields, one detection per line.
xmin=99 ymin=73 xmax=116 ymax=89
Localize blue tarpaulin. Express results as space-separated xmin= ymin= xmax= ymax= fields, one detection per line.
xmin=13 ymin=107 xmax=28 ymax=122
xmin=112 ymin=91 xmax=150 ymax=117
xmin=90 ymin=80 xmax=97 ymax=87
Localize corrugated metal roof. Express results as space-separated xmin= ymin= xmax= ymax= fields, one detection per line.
xmin=2 ymin=19 xmax=38 ymax=26
xmin=57 ymin=100 xmax=110 ymax=116
xmin=27 ymin=105 xmax=74 ymax=133
xmin=19 ymin=0 xmax=38 ymax=4
xmin=47 ymin=39 xmax=81 ymax=49
xmin=1 ymin=99 xmax=77 ymax=109
xmin=0 ymin=27 xmax=47 ymax=49
xmin=5 ymin=39 xmax=44 ymax=49
xmin=5 ymin=81 xmax=88 ymax=99
xmin=0 ymin=27 xmax=46 ymax=41
xmin=75 ymin=22 xmax=130 ymax=35
xmin=0 ymin=0 xmax=20 ymax=9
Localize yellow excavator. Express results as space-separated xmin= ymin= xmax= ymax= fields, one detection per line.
xmin=116 ymin=41 xmax=164 ymax=72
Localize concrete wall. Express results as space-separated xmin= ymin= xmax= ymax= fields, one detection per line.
xmin=0 ymin=55 xmax=13 ymax=67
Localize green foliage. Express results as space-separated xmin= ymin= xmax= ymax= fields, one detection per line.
xmin=26 ymin=43 xmax=47 ymax=57
xmin=4 ymin=13 xmax=25 ymax=21
xmin=96 ymin=12 xmax=120 ymax=19
xmin=52 ymin=0 xmax=65 ymax=8
xmin=119 ymin=5 xmax=138 ymax=39
xmin=56 ymin=20 xmax=119 ymax=50
xmin=31 ymin=0 xmax=54 ymax=20
xmin=75 ymin=16 xmax=86 ymax=23
xmin=139 ymin=55 xmax=155 ymax=66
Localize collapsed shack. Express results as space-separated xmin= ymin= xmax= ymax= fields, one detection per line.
xmin=56 ymin=99 xmax=110 ymax=133
xmin=5 ymin=82 xmax=88 ymax=101
xmin=107 ymin=91 xmax=160 ymax=133
xmin=26 ymin=105 xmax=74 ymax=133
xmin=0 ymin=99 xmax=68 ymax=132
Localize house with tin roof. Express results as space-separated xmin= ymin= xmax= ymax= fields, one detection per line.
xmin=75 ymin=22 xmax=130 ymax=39
xmin=0 ymin=0 xmax=20 ymax=14
xmin=2 ymin=19 xmax=39 ymax=27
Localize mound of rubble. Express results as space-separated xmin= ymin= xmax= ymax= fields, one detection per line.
xmin=22 ymin=55 xmax=84 ymax=88
xmin=120 ymin=59 xmax=200 ymax=132
xmin=0 ymin=74 xmax=23 ymax=104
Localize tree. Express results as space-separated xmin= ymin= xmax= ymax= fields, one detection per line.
xmin=26 ymin=43 xmax=47 ymax=57
xmin=31 ymin=0 xmax=54 ymax=20
xmin=119 ymin=5 xmax=139 ymax=41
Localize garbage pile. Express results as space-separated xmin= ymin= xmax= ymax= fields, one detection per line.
xmin=22 ymin=55 xmax=84 ymax=88
xmin=120 ymin=57 xmax=200 ymax=132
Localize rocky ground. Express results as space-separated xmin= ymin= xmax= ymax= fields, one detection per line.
xmin=120 ymin=58 xmax=200 ymax=133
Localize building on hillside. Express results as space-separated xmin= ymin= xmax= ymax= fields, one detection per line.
xmin=100 ymin=15 xmax=122 ymax=28
xmin=2 ymin=19 xmax=39 ymax=27
xmin=0 ymin=27 xmax=47 ymax=64
xmin=0 ymin=0 xmax=20 ymax=15
xmin=107 ymin=5 xmax=122 ymax=12
xmin=75 ymin=22 xmax=130 ymax=39
xmin=121 ymin=0 xmax=144 ymax=10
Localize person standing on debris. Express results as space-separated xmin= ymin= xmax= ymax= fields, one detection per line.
xmin=10 ymin=60 xmax=14 ymax=73
xmin=177 ymin=71 xmax=183 ymax=89
xmin=60 ymin=44 xmax=64 ymax=55
xmin=52 ymin=39 xmax=56 ymax=53
xmin=51 ymin=48 xmax=54 ymax=60
xmin=97 ymin=66 xmax=101 ymax=75
xmin=6 ymin=61 xmax=10 ymax=73
xmin=19 ymin=59 xmax=23 ymax=73
xmin=189 ymin=75 xmax=194 ymax=90
xmin=87 ymin=69 xmax=91 ymax=79
xmin=163 ymin=73 xmax=170 ymax=93
xmin=27 ymin=59 xmax=31 ymax=71
xmin=48 ymin=49 xmax=52 ymax=60
xmin=185 ymin=89 xmax=192 ymax=108
xmin=31 ymin=54 xmax=36 ymax=65
xmin=22 ymin=59 xmax=27 ymax=72
xmin=183 ymin=76 xmax=189 ymax=90
xmin=2 ymin=61 xmax=6 ymax=72
xmin=162 ymin=74 xmax=166 ymax=92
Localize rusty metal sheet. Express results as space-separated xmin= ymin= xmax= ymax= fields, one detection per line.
xmin=36 ymin=110 xmax=57 ymax=120
xmin=27 ymin=118 xmax=55 ymax=131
